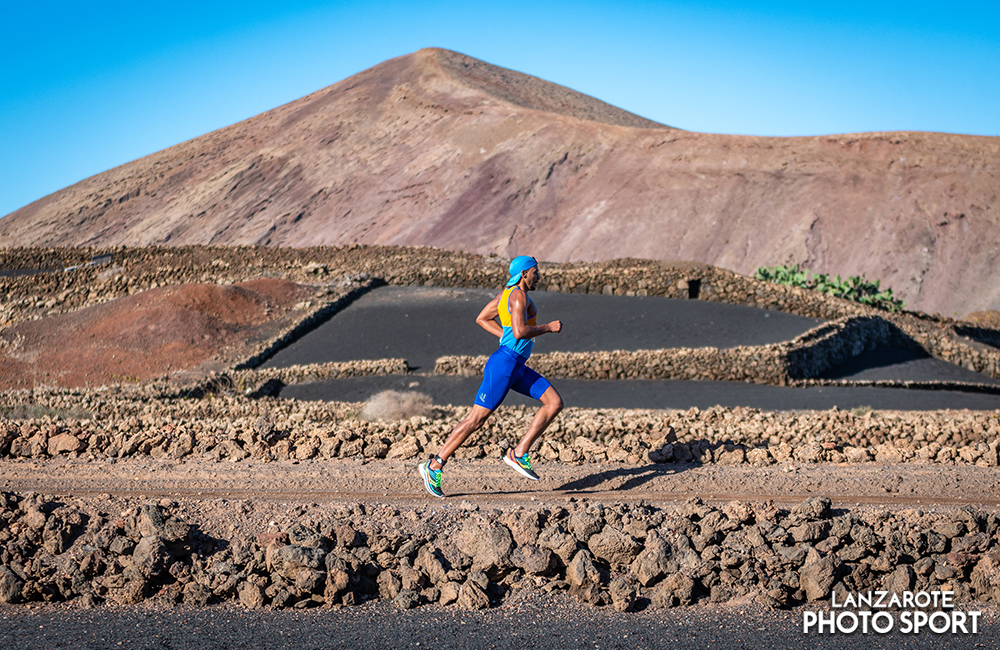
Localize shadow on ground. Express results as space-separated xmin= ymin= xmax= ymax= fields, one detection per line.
xmin=556 ymin=463 xmax=688 ymax=493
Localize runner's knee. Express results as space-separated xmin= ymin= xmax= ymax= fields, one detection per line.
xmin=468 ymin=408 xmax=492 ymax=429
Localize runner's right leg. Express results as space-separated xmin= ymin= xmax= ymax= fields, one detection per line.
xmin=514 ymin=385 xmax=563 ymax=457
xmin=432 ymin=349 xmax=515 ymax=468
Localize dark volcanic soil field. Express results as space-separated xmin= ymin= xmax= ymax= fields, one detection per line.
xmin=263 ymin=286 xmax=823 ymax=371
xmin=266 ymin=286 xmax=1000 ymax=410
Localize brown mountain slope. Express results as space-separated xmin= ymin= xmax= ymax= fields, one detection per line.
xmin=1 ymin=48 xmax=998 ymax=316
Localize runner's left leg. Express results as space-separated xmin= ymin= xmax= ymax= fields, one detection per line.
xmin=431 ymin=404 xmax=493 ymax=469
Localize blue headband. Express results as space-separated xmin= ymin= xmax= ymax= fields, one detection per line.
xmin=505 ymin=256 xmax=538 ymax=287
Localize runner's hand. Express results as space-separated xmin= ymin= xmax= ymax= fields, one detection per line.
xmin=547 ymin=320 xmax=563 ymax=334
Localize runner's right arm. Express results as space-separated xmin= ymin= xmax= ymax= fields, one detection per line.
xmin=509 ymin=290 xmax=562 ymax=340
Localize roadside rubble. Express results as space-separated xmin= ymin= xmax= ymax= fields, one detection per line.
xmin=1 ymin=492 xmax=998 ymax=611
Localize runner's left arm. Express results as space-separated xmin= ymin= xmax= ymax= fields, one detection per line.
xmin=476 ymin=295 xmax=504 ymax=337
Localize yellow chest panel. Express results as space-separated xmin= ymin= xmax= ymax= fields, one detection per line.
xmin=499 ymin=287 xmax=536 ymax=327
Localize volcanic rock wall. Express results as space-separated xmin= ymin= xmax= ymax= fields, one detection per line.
xmin=2 ymin=493 xmax=999 ymax=610
xmin=435 ymin=316 xmax=911 ymax=386
xmin=2 ymin=390 xmax=998 ymax=468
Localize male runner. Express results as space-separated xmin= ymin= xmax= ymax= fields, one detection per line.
xmin=418 ymin=255 xmax=563 ymax=498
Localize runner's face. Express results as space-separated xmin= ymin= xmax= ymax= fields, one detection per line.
xmin=523 ymin=266 xmax=540 ymax=290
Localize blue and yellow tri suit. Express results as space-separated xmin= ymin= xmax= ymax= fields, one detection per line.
xmin=474 ymin=286 xmax=552 ymax=410
xmin=498 ymin=285 xmax=535 ymax=358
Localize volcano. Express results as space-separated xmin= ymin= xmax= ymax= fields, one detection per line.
xmin=2 ymin=48 xmax=997 ymax=316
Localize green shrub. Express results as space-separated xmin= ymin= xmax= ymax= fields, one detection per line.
xmin=754 ymin=264 xmax=904 ymax=313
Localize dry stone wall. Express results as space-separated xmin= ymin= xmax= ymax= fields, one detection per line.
xmin=436 ymin=347 xmax=788 ymax=384
xmin=784 ymin=316 xmax=897 ymax=379
xmin=2 ymin=493 xmax=999 ymax=611
xmin=1 ymin=389 xmax=998 ymax=468
xmin=436 ymin=315 xmax=999 ymax=393
xmin=793 ymin=378 xmax=1000 ymax=396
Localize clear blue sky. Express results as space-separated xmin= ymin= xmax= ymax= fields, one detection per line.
xmin=2 ymin=1 xmax=997 ymax=219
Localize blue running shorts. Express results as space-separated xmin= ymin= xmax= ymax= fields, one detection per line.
xmin=474 ymin=347 xmax=552 ymax=411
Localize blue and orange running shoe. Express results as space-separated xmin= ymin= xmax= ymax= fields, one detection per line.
xmin=504 ymin=448 xmax=540 ymax=481
xmin=418 ymin=459 xmax=445 ymax=498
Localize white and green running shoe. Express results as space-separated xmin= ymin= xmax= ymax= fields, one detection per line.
xmin=418 ymin=460 xmax=445 ymax=498
xmin=504 ymin=448 xmax=540 ymax=481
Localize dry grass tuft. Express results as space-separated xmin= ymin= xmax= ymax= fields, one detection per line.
xmin=360 ymin=390 xmax=433 ymax=421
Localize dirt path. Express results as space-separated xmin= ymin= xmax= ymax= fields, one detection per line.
xmin=3 ymin=457 xmax=998 ymax=510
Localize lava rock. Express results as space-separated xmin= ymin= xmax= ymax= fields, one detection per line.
xmin=566 ymin=549 xmax=602 ymax=593
xmin=587 ymin=526 xmax=642 ymax=567
xmin=0 ymin=567 xmax=24 ymax=604
xmin=457 ymin=580 xmax=489 ymax=610
xmin=238 ymin=580 xmax=265 ymax=609
xmin=882 ymin=564 xmax=915 ymax=596
xmin=799 ymin=557 xmax=839 ymax=601
xmin=392 ymin=588 xmax=420 ymax=610
xmin=183 ymin=581 xmax=212 ymax=606
xmin=456 ymin=518 xmax=514 ymax=578
xmin=132 ymin=536 xmax=172 ymax=578
xmin=511 ymin=545 xmax=556 ymax=576
xmin=631 ymin=530 xmax=672 ymax=587
xmin=609 ymin=576 xmax=637 ymax=612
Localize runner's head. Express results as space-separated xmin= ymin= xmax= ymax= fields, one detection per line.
xmin=506 ymin=256 xmax=539 ymax=289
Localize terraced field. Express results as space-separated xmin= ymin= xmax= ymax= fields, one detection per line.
xmin=1 ymin=247 xmax=998 ymax=636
